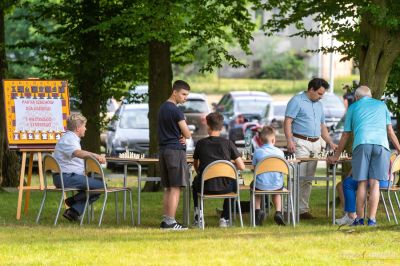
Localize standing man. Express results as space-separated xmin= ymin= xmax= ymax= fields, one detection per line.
xmin=158 ymin=80 xmax=192 ymax=230
xmin=328 ymin=86 xmax=400 ymax=226
xmin=284 ymin=78 xmax=337 ymax=219
xmin=53 ymin=113 xmax=106 ymax=222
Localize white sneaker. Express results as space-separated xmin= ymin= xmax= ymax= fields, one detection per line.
xmin=335 ymin=214 xmax=355 ymax=225
xmin=219 ymin=218 xmax=229 ymax=228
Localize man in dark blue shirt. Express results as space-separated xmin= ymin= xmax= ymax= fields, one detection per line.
xmin=158 ymin=80 xmax=192 ymax=230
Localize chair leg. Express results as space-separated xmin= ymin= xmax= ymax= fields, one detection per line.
xmin=115 ymin=192 xmax=119 ymax=224
xmin=36 ymin=191 xmax=47 ymax=224
xmin=200 ymin=197 xmax=204 ymax=230
xmin=237 ymin=197 xmax=243 ymax=228
xmin=290 ymin=193 xmax=296 ymax=227
xmin=54 ymin=193 xmax=65 ymax=226
xmin=387 ymin=191 xmax=398 ymax=224
xmin=128 ymin=190 xmax=134 ymax=226
xmin=251 ymin=192 xmax=256 ymax=227
xmin=98 ymin=193 xmax=108 ymax=227
xmin=80 ymin=192 xmax=90 ymax=226
xmin=228 ymin=199 xmax=232 ymax=227
xmin=394 ymin=191 xmax=400 ymax=211
xmin=381 ymin=191 xmax=391 ymax=222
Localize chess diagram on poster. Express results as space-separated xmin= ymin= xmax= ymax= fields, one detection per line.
xmin=2 ymin=79 xmax=69 ymax=149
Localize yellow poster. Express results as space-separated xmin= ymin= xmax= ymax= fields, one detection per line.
xmin=2 ymin=80 xmax=69 ymax=148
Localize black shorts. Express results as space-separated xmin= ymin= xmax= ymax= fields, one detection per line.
xmin=159 ymin=149 xmax=188 ymax=187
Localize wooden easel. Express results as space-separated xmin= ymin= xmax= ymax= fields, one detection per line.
xmin=16 ymin=148 xmax=54 ymax=220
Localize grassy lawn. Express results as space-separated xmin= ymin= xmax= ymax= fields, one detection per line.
xmin=1 ymin=169 xmax=400 ymax=265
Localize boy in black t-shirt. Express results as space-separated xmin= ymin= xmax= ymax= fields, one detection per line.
xmin=192 ymin=112 xmax=245 ymax=227
xmin=158 ymin=80 xmax=192 ymax=230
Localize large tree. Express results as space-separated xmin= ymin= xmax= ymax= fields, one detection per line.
xmin=261 ymin=0 xmax=400 ymax=98
xmin=108 ymin=0 xmax=261 ymax=159
xmin=0 ymin=1 xmax=19 ymax=187
xmin=22 ymin=0 xmax=147 ymax=153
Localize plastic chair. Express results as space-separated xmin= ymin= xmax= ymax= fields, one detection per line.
xmin=380 ymin=153 xmax=400 ymax=224
xmin=36 ymin=154 xmax=81 ymax=226
xmin=250 ymin=155 xmax=295 ymax=227
xmin=198 ymin=160 xmax=243 ymax=229
xmin=83 ymin=155 xmax=134 ymax=226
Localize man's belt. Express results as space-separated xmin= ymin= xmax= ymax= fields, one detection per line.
xmin=293 ymin=133 xmax=319 ymax=142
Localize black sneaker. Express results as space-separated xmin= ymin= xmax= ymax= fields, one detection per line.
xmin=65 ymin=197 xmax=75 ymax=208
xmin=255 ymin=210 xmax=266 ymax=226
xmin=160 ymin=221 xmax=188 ymax=231
xmin=62 ymin=208 xmax=80 ymax=222
xmin=274 ymin=212 xmax=286 ymax=226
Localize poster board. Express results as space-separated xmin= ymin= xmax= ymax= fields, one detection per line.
xmin=2 ymin=79 xmax=69 ymax=149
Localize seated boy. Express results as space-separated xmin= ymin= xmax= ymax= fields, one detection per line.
xmin=192 ymin=112 xmax=245 ymax=228
xmin=251 ymin=126 xmax=286 ymax=226
xmin=335 ymin=169 xmax=391 ymax=226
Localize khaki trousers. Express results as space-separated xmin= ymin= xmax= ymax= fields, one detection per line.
xmin=294 ymin=136 xmax=322 ymax=214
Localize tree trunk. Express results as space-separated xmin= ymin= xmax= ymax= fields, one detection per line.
xmin=0 ymin=7 xmax=19 ymax=187
xmin=143 ymin=40 xmax=172 ymax=192
xmin=359 ymin=1 xmax=400 ymax=99
xmin=77 ymin=0 xmax=102 ymax=153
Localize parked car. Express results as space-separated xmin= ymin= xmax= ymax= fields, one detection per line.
xmin=214 ymin=91 xmax=272 ymax=133
xmin=320 ymin=93 xmax=345 ymax=128
xmin=106 ymin=103 xmax=194 ymax=169
xmin=178 ymin=93 xmax=210 ymax=143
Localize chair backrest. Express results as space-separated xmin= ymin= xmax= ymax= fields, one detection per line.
xmin=252 ymin=156 xmax=290 ymax=190
xmin=42 ymin=154 xmax=62 ymax=188
xmin=200 ymin=160 xmax=239 ymax=195
xmin=391 ymin=154 xmax=400 ymax=185
xmin=254 ymin=156 xmax=289 ymax=176
xmin=202 ymin=160 xmax=238 ymax=181
xmin=84 ymin=155 xmax=107 ymax=188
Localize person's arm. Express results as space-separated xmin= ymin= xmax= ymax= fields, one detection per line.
xmin=284 ymin=117 xmax=295 ymax=153
xmin=321 ymin=124 xmax=338 ymax=150
xmin=343 ymin=99 xmax=349 ymax=110
xmin=73 ymin=150 xmax=106 ymax=164
xmin=234 ymin=156 xmax=245 ymax=171
xmin=178 ymin=120 xmax=192 ymax=139
xmin=193 ymin=159 xmax=200 ymax=174
xmin=326 ymin=132 xmax=350 ymax=164
xmin=387 ymin=124 xmax=400 ymax=153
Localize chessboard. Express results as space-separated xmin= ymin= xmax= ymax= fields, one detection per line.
xmin=296 ymin=151 xmax=352 ymax=162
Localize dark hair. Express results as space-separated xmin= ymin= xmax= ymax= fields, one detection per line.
xmin=260 ymin=125 xmax=275 ymax=144
xmin=308 ymin=78 xmax=329 ymax=91
xmin=206 ymin=112 xmax=224 ymax=131
xmin=172 ymin=80 xmax=190 ymax=92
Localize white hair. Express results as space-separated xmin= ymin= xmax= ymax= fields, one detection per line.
xmin=355 ymin=86 xmax=372 ymax=98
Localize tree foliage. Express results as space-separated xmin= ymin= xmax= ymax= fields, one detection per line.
xmin=18 ymin=0 xmax=148 ymax=152
xmin=260 ymin=0 xmax=400 ymax=98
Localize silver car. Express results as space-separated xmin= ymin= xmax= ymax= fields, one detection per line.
xmin=106 ymin=103 xmax=150 ymax=157
xmin=106 ymin=103 xmax=194 ymax=168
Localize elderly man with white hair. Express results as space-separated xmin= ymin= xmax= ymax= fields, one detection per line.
xmin=328 ymin=86 xmax=400 ymax=226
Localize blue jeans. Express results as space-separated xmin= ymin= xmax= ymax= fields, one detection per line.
xmin=342 ymin=176 xmax=390 ymax=213
xmin=53 ymin=173 xmax=104 ymax=215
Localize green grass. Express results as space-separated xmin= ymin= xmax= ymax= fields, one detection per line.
xmin=187 ymin=75 xmax=359 ymax=95
xmin=1 ymin=169 xmax=400 ymax=265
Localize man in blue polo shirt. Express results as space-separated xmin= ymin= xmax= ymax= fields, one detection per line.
xmin=328 ymin=86 xmax=400 ymax=226
xmin=284 ymin=78 xmax=337 ymax=219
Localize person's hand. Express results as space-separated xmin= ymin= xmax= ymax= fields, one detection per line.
xmin=179 ymin=135 xmax=186 ymax=145
xmin=287 ymin=139 xmax=296 ymax=153
xmin=329 ymin=142 xmax=338 ymax=151
xmin=96 ymin=154 xmax=106 ymax=164
xmin=326 ymin=154 xmax=339 ymax=165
